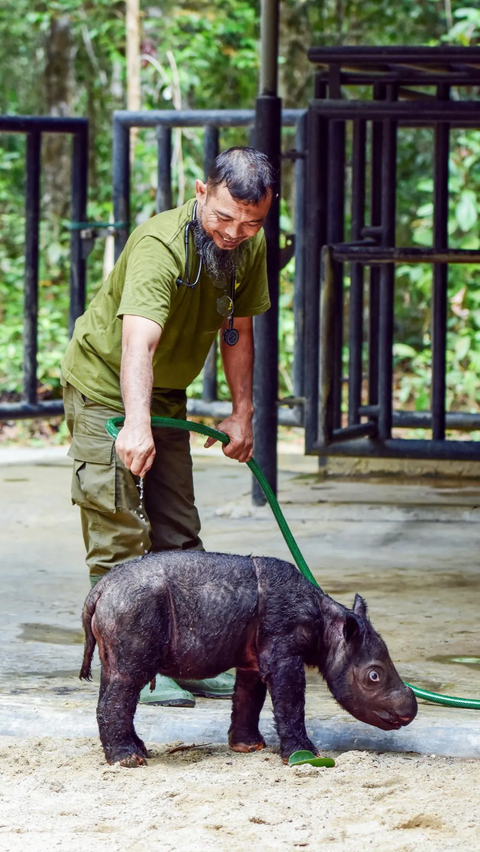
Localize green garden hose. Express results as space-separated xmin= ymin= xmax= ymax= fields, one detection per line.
xmin=105 ymin=415 xmax=480 ymax=711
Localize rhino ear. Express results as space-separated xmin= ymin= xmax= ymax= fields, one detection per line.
xmin=352 ymin=593 xmax=368 ymax=618
xmin=343 ymin=613 xmax=360 ymax=643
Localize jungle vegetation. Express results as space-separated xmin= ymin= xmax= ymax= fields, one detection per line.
xmin=0 ymin=0 xmax=479 ymax=441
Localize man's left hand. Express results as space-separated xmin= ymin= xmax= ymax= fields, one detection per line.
xmin=204 ymin=412 xmax=253 ymax=463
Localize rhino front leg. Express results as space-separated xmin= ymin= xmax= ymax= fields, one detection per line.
xmin=228 ymin=669 xmax=267 ymax=753
xmin=97 ymin=675 xmax=147 ymax=767
xmin=267 ymin=655 xmax=317 ymax=763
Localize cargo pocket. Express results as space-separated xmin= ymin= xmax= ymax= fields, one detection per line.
xmin=68 ymin=434 xmax=116 ymax=513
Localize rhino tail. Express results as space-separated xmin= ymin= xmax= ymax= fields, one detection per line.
xmin=79 ymin=585 xmax=102 ymax=682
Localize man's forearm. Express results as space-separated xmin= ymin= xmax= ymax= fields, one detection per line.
xmin=120 ymin=343 xmax=154 ymax=425
xmin=220 ymin=318 xmax=254 ymax=416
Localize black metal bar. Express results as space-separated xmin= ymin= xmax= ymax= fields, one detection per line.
xmin=331 ymin=422 xmax=377 ymax=443
xmin=368 ymin=83 xmax=384 ymax=409
xmin=313 ymin=438 xmax=480 ymax=461
xmin=315 ymin=72 xmax=480 ymax=86
xmin=360 ymin=406 xmax=480 ymax=431
xmin=156 ymin=126 xmax=172 ymax=213
xmin=23 ymin=130 xmax=41 ymax=408
xmin=69 ymin=126 xmax=88 ymax=335
xmin=201 ymin=345 xmax=217 ymax=403
xmin=327 ymin=115 xmax=345 ymax=430
xmin=113 ymin=109 xmax=303 ymax=128
xmin=252 ymin=93 xmax=282 ymax=503
xmin=378 ymin=90 xmax=397 ymax=441
xmin=348 ymin=118 xmax=366 ymax=425
xmin=307 ymin=46 xmax=480 ymax=64
xmin=113 ymin=116 xmax=130 ymax=261
xmin=432 ymin=85 xmax=450 ymax=441
xmin=332 ymin=246 xmax=480 ymax=263
xmin=201 ymin=126 xmax=220 ymax=404
xmin=203 ymin=125 xmax=220 ymax=177
xmin=186 ymin=398 xmax=302 ymax=427
xmin=0 ymin=115 xmax=90 ymax=133
xmin=304 ymin=93 xmax=328 ymax=452
xmin=0 ymin=401 xmax=65 ymax=421
xmin=318 ymin=246 xmax=335 ymax=445
xmin=293 ymin=111 xmax=306 ymax=400
xmin=260 ymin=0 xmax=279 ymax=96
xmin=316 ymin=71 xmax=480 ymax=85
xmin=310 ymin=99 xmax=480 ymax=125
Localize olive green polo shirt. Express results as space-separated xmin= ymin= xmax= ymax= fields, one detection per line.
xmin=62 ymin=199 xmax=270 ymax=411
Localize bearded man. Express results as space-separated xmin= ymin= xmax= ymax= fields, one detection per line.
xmin=62 ymin=147 xmax=274 ymax=706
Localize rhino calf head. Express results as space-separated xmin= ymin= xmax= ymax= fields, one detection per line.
xmin=320 ymin=593 xmax=417 ymax=731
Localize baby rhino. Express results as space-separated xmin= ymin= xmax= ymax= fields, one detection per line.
xmin=80 ymin=551 xmax=417 ymax=766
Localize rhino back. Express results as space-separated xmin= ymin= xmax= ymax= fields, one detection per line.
xmin=91 ymin=551 xmax=260 ymax=677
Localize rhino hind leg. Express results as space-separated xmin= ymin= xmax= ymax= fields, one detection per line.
xmin=228 ymin=669 xmax=267 ymax=753
xmin=96 ymin=673 xmax=149 ymax=766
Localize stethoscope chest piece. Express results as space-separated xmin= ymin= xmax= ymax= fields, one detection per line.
xmin=223 ymin=327 xmax=239 ymax=346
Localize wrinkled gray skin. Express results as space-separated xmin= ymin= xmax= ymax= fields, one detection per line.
xmin=80 ymin=551 xmax=417 ymax=767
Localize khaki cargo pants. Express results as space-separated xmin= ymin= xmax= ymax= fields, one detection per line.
xmin=63 ymin=384 xmax=203 ymax=583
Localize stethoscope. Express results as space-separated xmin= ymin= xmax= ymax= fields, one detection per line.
xmin=176 ymin=202 xmax=239 ymax=346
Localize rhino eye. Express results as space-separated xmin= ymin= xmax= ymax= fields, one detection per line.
xmin=368 ymin=669 xmax=381 ymax=683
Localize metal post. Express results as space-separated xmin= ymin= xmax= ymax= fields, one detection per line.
xmin=293 ymin=111 xmax=307 ymax=400
xmin=304 ymin=80 xmax=328 ymax=452
xmin=432 ymin=85 xmax=450 ymax=440
xmin=23 ymin=130 xmax=41 ymax=407
xmin=378 ymin=94 xmax=397 ymax=441
xmin=326 ymin=118 xmax=345 ymax=429
xmin=259 ymin=0 xmax=279 ymax=96
xmin=318 ymin=246 xmax=335 ymax=444
xmin=348 ymin=119 xmax=366 ymax=425
xmin=202 ymin=125 xmax=220 ymax=403
xmin=368 ymin=83 xmax=385 ymax=408
xmin=69 ymin=126 xmax=88 ymax=334
xmin=325 ymin=65 xmax=344 ymax=430
xmin=156 ymin=126 xmax=172 ymax=213
xmin=253 ymin=0 xmax=281 ymax=503
xmin=203 ymin=125 xmax=220 ymax=177
xmin=113 ymin=116 xmax=130 ymax=261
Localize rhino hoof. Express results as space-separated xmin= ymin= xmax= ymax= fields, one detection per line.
xmin=229 ymin=740 xmax=266 ymax=753
xmin=118 ymin=753 xmax=148 ymax=768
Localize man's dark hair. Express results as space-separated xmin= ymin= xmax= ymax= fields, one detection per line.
xmin=206 ymin=147 xmax=275 ymax=204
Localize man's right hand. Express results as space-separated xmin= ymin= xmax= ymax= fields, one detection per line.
xmin=118 ymin=314 xmax=163 ymax=478
xmin=115 ymin=420 xmax=156 ymax=478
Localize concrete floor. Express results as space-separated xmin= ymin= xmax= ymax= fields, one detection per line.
xmin=1 ymin=442 xmax=479 ymax=757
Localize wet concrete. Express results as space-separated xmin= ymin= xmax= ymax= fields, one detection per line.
xmin=0 ymin=443 xmax=479 ymax=757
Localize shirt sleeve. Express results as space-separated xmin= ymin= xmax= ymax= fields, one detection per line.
xmin=117 ymin=235 xmax=180 ymax=328
xmin=233 ymin=231 xmax=271 ymax=317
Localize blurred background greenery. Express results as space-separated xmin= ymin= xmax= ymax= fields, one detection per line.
xmin=0 ymin=0 xmax=480 ymax=443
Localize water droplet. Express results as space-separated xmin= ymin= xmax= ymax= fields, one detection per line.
xmin=137 ymin=477 xmax=144 ymax=502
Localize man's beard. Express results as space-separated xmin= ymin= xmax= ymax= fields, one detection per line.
xmin=192 ymin=214 xmax=247 ymax=285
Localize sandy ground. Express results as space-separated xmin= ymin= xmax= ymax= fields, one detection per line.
xmin=0 ymin=735 xmax=478 ymax=852
xmin=1 ymin=448 xmax=480 ymax=850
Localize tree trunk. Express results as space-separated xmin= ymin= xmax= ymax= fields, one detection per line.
xmin=126 ymin=0 xmax=141 ymax=160
xmin=43 ymin=15 xmax=73 ymax=220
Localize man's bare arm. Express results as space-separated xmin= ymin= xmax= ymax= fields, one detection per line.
xmin=115 ymin=314 xmax=162 ymax=477
xmin=204 ymin=315 xmax=254 ymax=463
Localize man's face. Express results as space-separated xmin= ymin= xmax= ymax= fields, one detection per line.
xmin=195 ymin=180 xmax=272 ymax=250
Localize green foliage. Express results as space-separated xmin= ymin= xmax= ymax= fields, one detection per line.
xmin=1 ymin=0 xmax=480 ymax=431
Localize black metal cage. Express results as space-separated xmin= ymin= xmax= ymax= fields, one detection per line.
xmin=0 ymin=115 xmax=88 ymax=421
xmin=304 ymin=46 xmax=480 ymax=460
